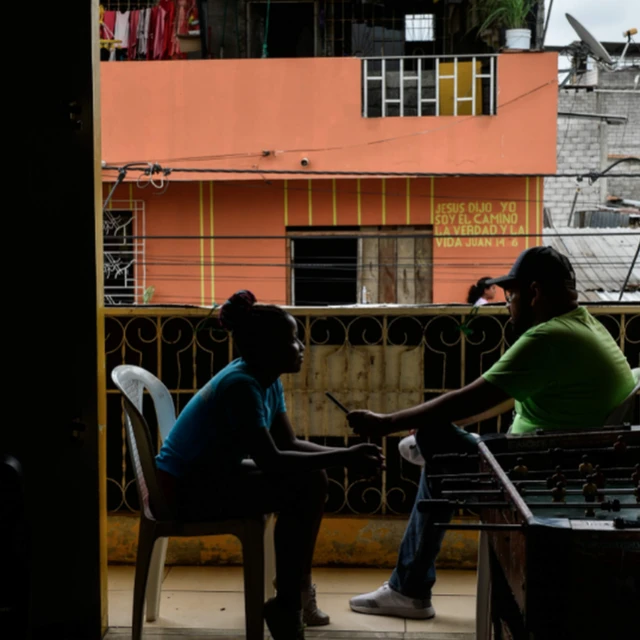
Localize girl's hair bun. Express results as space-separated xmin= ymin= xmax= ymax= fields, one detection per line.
xmin=219 ymin=290 xmax=257 ymax=331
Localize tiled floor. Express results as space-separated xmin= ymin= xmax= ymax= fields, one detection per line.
xmin=106 ymin=565 xmax=477 ymax=639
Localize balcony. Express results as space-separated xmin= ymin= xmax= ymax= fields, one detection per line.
xmin=102 ymin=302 xmax=637 ymax=633
xmin=105 ymin=303 xmax=638 ymax=557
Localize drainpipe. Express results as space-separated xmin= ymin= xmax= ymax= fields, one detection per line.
xmin=596 ymin=91 xmax=608 ymax=206
xmin=619 ymin=239 xmax=640 ymax=302
xmin=536 ymin=0 xmax=547 ymax=50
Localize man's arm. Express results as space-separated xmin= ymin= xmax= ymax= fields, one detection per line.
xmin=348 ymin=377 xmax=512 ymax=437
xmin=455 ymin=397 xmax=515 ymax=427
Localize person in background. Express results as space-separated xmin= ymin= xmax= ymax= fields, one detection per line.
xmin=155 ymin=290 xmax=384 ymax=640
xmin=467 ymin=277 xmax=498 ymax=306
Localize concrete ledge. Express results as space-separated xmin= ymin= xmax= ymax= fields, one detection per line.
xmin=108 ymin=514 xmax=479 ymax=569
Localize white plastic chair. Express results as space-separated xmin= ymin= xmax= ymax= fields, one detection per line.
xmin=112 ymin=364 xmax=275 ymax=627
xmin=475 ymin=366 xmax=640 ymax=640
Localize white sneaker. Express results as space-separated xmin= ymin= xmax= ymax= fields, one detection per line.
xmin=349 ymin=582 xmax=435 ymax=619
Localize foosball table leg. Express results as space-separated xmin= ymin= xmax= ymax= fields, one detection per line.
xmin=476 ymin=531 xmax=492 ymax=640
xmin=488 ymin=544 xmax=529 ymax=640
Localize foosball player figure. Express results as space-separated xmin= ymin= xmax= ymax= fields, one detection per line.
xmin=579 ymin=455 xmax=593 ymax=477
xmin=632 ymin=463 xmax=639 ymax=486
xmin=551 ymin=482 xmax=566 ymax=503
xmin=582 ymin=474 xmax=598 ymax=516
xmin=613 ymin=435 xmax=627 ymax=453
xmin=512 ymin=457 xmax=528 ymax=479
xmin=547 ymin=466 xmax=566 ymax=489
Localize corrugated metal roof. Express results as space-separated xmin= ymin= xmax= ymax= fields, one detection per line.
xmin=581 ymin=291 xmax=640 ymax=302
xmin=543 ymin=228 xmax=640 ymax=297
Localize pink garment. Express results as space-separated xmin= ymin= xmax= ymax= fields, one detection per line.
xmin=176 ymin=0 xmax=190 ymax=36
xmin=153 ymin=5 xmax=167 ymax=59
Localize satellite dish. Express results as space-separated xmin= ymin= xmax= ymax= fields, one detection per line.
xmin=566 ymin=13 xmax=614 ymax=65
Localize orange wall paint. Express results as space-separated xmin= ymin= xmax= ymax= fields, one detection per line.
xmin=100 ymin=53 xmax=557 ymax=177
xmin=105 ymin=176 xmax=543 ymax=306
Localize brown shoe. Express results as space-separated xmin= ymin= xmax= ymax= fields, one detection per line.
xmin=302 ymin=584 xmax=330 ymax=626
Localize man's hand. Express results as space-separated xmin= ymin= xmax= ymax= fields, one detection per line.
xmin=347 ymin=410 xmax=394 ymax=438
xmin=345 ymin=442 xmax=385 ymax=477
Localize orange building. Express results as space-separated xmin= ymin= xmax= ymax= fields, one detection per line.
xmin=101 ymin=51 xmax=557 ymax=306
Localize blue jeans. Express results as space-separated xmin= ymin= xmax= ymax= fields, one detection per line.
xmin=388 ymin=424 xmax=479 ymax=600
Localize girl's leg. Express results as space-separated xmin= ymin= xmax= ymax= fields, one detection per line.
xmin=271 ymin=469 xmax=327 ymax=609
xmin=178 ymin=464 xmax=328 ymax=611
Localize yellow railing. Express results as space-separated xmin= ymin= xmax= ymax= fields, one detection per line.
xmin=105 ymin=304 xmax=639 ymax=515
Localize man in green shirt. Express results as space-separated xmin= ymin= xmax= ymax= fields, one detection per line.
xmin=347 ymin=246 xmax=636 ymax=620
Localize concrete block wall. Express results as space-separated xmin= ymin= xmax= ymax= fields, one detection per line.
xmin=545 ymin=70 xmax=640 ymax=226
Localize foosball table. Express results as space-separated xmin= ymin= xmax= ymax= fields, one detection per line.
xmin=421 ymin=427 xmax=640 ymax=640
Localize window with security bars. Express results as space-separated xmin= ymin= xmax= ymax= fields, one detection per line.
xmin=405 ymin=14 xmax=435 ymax=43
xmin=103 ymin=200 xmax=145 ymax=305
xmin=324 ymin=1 xmax=442 ymax=57
xmin=288 ymin=226 xmax=433 ymax=305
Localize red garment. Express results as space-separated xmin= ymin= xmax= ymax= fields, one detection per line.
xmin=147 ymin=7 xmax=158 ymax=60
xmin=101 ymin=10 xmax=116 ymax=40
xmin=159 ymin=0 xmax=176 ymax=59
xmin=128 ymin=10 xmax=140 ymax=60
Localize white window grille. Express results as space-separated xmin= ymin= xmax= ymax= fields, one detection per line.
xmin=362 ymin=54 xmax=497 ymax=118
xmin=103 ymin=199 xmax=146 ymax=305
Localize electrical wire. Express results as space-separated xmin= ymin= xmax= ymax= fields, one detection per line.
xmin=103 ymin=162 xmax=640 ymax=180
xmin=104 ymin=231 xmax=640 ymax=241
xmin=104 ymin=176 xmax=632 ymax=210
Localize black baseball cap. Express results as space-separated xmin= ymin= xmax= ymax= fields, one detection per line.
xmin=486 ymin=246 xmax=576 ymax=290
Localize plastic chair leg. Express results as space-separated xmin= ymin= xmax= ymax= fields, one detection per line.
xmin=476 ymin=530 xmax=492 ymax=640
xmin=263 ymin=514 xmax=276 ymax=599
xmin=145 ymin=536 xmax=169 ymax=622
xmin=242 ymin=521 xmax=266 ymax=640
xmin=132 ymin=519 xmax=157 ymax=640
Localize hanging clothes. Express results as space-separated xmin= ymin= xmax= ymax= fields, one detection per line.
xmin=101 ymin=10 xmax=116 ymax=41
xmin=159 ymin=0 xmax=176 ymax=60
xmin=129 ymin=10 xmax=140 ymax=60
xmin=152 ymin=4 xmax=168 ymax=60
xmin=113 ymin=10 xmax=130 ymax=61
xmin=176 ymin=0 xmax=188 ymax=35
xmin=147 ymin=6 xmax=157 ymax=59
xmin=138 ymin=8 xmax=151 ymax=58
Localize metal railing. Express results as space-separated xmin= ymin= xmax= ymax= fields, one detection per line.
xmin=105 ymin=304 xmax=639 ymax=515
xmin=362 ymin=54 xmax=497 ymax=118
